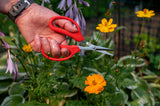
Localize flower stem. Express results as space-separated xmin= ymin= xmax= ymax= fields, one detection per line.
xmin=133 ymin=18 xmax=145 ymax=55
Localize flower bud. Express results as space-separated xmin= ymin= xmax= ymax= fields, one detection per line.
xmin=116 ymin=69 xmax=118 ymax=72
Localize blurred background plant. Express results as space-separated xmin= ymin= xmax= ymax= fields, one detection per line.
xmin=0 ymin=0 xmax=160 ymax=105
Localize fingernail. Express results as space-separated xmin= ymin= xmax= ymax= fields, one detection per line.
xmin=50 ymin=40 xmax=55 ymax=49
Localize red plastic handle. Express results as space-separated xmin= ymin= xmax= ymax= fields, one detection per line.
xmin=41 ymin=45 xmax=81 ymax=61
xmin=49 ymin=16 xmax=84 ymax=42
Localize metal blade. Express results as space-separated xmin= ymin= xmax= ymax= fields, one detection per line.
xmin=95 ymin=48 xmax=114 ymax=51
xmin=79 ymin=41 xmax=114 ymax=56
xmin=96 ymin=50 xmax=113 ymax=56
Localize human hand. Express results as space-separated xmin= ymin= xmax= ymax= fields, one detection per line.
xmin=15 ymin=3 xmax=77 ymax=57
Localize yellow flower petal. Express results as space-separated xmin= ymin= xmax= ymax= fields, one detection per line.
xmin=22 ymin=44 xmax=33 ymax=53
xmin=96 ymin=18 xmax=117 ymax=33
xmin=108 ymin=28 xmax=115 ymax=32
xmin=136 ymin=8 xmax=155 ymax=18
xmin=108 ymin=18 xmax=113 ymax=25
xmin=110 ymin=24 xmax=117 ymax=28
xmin=96 ymin=26 xmax=100 ymax=30
xmin=101 ymin=18 xmax=107 ymax=25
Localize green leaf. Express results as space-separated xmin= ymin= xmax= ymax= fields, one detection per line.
xmin=19 ymin=101 xmax=44 ymax=106
xmin=70 ymin=75 xmax=86 ymax=89
xmin=92 ymin=31 xmax=103 ymax=44
xmin=114 ymin=26 xmax=126 ymax=34
xmin=150 ymin=87 xmax=160 ymax=99
xmin=8 ymin=82 xmax=25 ymax=96
xmin=112 ymin=55 xmax=146 ymax=69
xmin=0 ymin=79 xmax=13 ymax=94
xmin=110 ymin=90 xmax=128 ymax=105
xmin=131 ymin=87 xmax=155 ymax=105
xmin=0 ymin=36 xmax=14 ymax=45
xmin=49 ymin=99 xmax=65 ymax=106
xmin=129 ymin=99 xmax=145 ymax=106
xmin=122 ymin=78 xmax=138 ymax=90
xmin=57 ymin=89 xmax=78 ymax=98
xmin=1 ymin=95 xmax=25 ymax=106
xmin=0 ymin=70 xmax=13 ymax=80
xmin=142 ymin=69 xmax=156 ymax=76
xmin=83 ymin=67 xmax=104 ymax=76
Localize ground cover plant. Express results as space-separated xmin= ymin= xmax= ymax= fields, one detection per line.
xmin=0 ymin=0 xmax=160 ymax=105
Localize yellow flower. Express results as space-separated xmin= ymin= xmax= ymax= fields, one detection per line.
xmin=96 ymin=18 xmax=117 ymax=33
xmin=84 ymin=74 xmax=106 ymax=94
xmin=135 ymin=9 xmax=155 ymax=18
xmin=22 ymin=44 xmax=32 ymax=53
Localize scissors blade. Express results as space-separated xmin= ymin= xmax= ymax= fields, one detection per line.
xmin=82 ymin=42 xmax=113 ymax=50
xmin=96 ymin=50 xmax=113 ymax=56
xmin=79 ymin=46 xmax=113 ymax=51
xmin=94 ymin=46 xmax=114 ymax=51
xmin=79 ymin=41 xmax=114 ymax=56
xmin=79 ymin=46 xmax=114 ymax=56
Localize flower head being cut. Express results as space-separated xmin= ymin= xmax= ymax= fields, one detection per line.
xmin=96 ymin=18 xmax=117 ymax=33
xmin=22 ymin=44 xmax=32 ymax=53
xmin=84 ymin=74 xmax=106 ymax=94
xmin=135 ymin=9 xmax=155 ymax=18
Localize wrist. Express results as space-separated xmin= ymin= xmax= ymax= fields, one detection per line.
xmin=0 ymin=0 xmax=19 ymax=14
xmin=7 ymin=0 xmax=35 ymax=22
xmin=15 ymin=3 xmax=38 ymax=24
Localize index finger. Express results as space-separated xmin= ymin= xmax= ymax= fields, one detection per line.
xmin=54 ymin=19 xmax=78 ymax=32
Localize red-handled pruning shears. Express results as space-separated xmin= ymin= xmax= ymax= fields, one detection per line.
xmin=41 ymin=16 xmax=113 ymax=61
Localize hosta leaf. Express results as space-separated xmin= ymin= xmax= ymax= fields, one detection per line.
xmin=83 ymin=67 xmax=104 ymax=76
xmin=131 ymin=87 xmax=155 ymax=105
xmin=0 ymin=70 xmax=13 ymax=80
xmin=1 ymin=95 xmax=25 ymax=106
xmin=0 ymin=79 xmax=13 ymax=94
xmin=142 ymin=69 xmax=156 ymax=76
xmin=112 ymin=55 xmax=146 ymax=69
xmin=129 ymin=99 xmax=145 ymax=106
xmin=110 ymin=90 xmax=128 ymax=105
xmin=122 ymin=78 xmax=138 ymax=90
xmin=8 ymin=82 xmax=25 ymax=96
xmin=57 ymin=89 xmax=78 ymax=98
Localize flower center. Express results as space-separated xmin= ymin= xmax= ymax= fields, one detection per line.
xmin=143 ymin=9 xmax=147 ymax=14
xmin=92 ymin=80 xmax=97 ymax=85
xmin=104 ymin=22 xmax=108 ymax=26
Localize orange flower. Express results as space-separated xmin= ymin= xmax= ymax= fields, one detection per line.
xmin=84 ymin=74 xmax=106 ymax=94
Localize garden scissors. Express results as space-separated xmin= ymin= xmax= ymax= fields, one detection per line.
xmin=41 ymin=16 xmax=113 ymax=61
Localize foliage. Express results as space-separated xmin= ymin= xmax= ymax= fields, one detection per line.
xmin=134 ymin=33 xmax=160 ymax=73
xmin=0 ymin=0 xmax=160 ymax=106
xmin=1 ymin=29 xmax=160 ymax=105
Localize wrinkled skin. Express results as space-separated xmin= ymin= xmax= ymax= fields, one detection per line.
xmin=15 ymin=3 xmax=77 ymax=57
